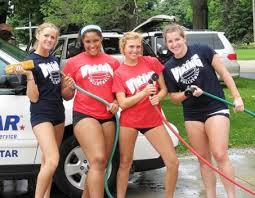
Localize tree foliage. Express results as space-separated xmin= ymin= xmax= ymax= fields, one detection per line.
xmin=41 ymin=0 xmax=159 ymax=32
xmin=156 ymin=0 xmax=193 ymax=28
xmin=208 ymin=0 xmax=253 ymax=43
xmin=1 ymin=0 xmax=253 ymax=44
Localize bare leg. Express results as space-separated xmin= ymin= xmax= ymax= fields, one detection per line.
xmin=33 ymin=122 xmax=60 ymax=198
xmin=81 ymin=121 xmax=115 ymax=198
xmin=205 ymin=116 xmax=236 ymax=198
xmin=117 ymin=127 xmax=138 ymax=198
xmin=185 ymin=121 xmax=217 ymax=198
xmin=43 ymin=123 xmax=64 ymax=198
xmin=75 ymin=118 xmax=107 ymax=198
xmin=145 ymin=125 xmax=179 ymax=198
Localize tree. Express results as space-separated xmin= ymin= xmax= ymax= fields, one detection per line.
xmin=156 ymin=0 xmax=193 ymax=28
xmin=41 ymin=0 xmax=159 ymax=32
xmin=4 ymin=0 xmax=46 ymax=43
xmin=208 ymin=0 xmax=253 ymax=43
xmin=192 ymin=0 xmax=208 ymax=29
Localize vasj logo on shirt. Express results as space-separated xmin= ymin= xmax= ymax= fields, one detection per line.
xmin=126 ymin=71 xmax=154 ymax=94
xmin=39 ymin=61 xmax=61 ymax=84
xmin=171 ymin=54 xmax=203 ymax=84
xmin=80 ymin=63 xmax=113 ymax=86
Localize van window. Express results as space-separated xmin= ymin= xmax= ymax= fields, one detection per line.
xmin=186 ymin=33 xmax=224 ymax=50
xmin=0 ymin=58 xmax=21 ymax=91
xmin=0 ymin=58 xmax=7 ymax=87
xmin=103 ymin=37 xmax=120 ymax=55
xmin=66 ymin=38 xmax=82 ymax=59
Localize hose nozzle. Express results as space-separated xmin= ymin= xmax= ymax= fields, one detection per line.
xmin=184 ymin=85 xmax=196 ymax=97
xmin=148 ymin=73 xmax=159 ymax=84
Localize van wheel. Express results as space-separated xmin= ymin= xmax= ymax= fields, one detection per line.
xmin=54 ymin=135 xmax=119 ymax=198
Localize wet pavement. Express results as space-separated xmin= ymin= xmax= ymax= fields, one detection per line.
xmin=1 ymin=148 xmax=255 ymax=198
xmin=126 ymin=148 xmax=255 ymax=198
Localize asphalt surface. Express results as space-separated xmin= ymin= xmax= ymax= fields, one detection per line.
xmin=239 ymin=60 xmax=255 ymax=79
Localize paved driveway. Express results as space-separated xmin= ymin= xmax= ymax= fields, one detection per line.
xmin=238 ymin=60 xmax=255 ymax=79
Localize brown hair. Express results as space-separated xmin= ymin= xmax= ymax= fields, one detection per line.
xmin=163 ymin=24 xmax=185 ymax=42
xmin=119 ymin=32 xmax=143 ymax=55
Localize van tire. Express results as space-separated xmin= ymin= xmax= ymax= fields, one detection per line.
xmin=54 ymin=135 xmax=119 ymax=198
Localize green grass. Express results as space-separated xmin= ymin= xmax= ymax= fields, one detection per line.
xmin=161 ymin=78 xmax=255 ymax=153
xmin=236 ymin=48 xmax=255 ymax=60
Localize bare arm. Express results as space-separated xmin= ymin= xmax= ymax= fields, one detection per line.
xmin=169 ymin=91 xmax=188 ymax=104
xmin=14 ymin=65 xmax=39 ymax=103
xmin=25 ymin=71 xmax=39 ymax=103
xmin=212 ymin=54 xmax=244 ymax=111
xmin=61 ymin=74 xmax=75 ymax=101
xmin=116 ymin=84 xmax=156 ymax=110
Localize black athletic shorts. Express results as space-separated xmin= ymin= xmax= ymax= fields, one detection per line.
xmin=184 ymin=108 xmax=230 ymax=122
xmin=135 ymin=127 xmax=154 ymax=135
xmin=31 ymin=110 xmax=65 ymax=128
xmin=73 ymin=111 xmax=115 ymax=128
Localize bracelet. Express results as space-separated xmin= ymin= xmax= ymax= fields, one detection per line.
xmin=27 ymin=78 xmax=34 ymax=81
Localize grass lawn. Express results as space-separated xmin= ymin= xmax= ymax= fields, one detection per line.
xmin=236 ymin=48 xmax=255 ymax=60
xmin=161 ymin=77 xmax=255 ymax=153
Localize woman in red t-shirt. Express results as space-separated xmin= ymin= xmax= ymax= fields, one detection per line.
xmin=62 ymin=25 xmax=119 ymax=198
xmin=113 ymin=32 xmax=179 ymax=198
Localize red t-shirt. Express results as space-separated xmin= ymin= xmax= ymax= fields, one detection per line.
xmin=64 ymin=52 xmax=120 ymax=119
xmin=113 ymin=56 xmax=164 ymax=128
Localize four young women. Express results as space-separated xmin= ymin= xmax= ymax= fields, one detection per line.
xmin=16 ymin=21 xmax=243 ymax=198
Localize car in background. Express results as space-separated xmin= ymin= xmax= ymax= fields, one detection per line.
xmin=149 ymin=31 xmax=240 ymax=79
xmin=133 ymin=15 xmax=240 ymax=79
xmin=0 ymin=38 xmax=179 ymax=197
xmin=53 ymin=31 xmax=157 ymax=68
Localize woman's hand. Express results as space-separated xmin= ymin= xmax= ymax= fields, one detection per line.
xmin=14 ymin=65 xmax=32 ymax=76
xmin=149 ymin=94 xmax=159 ymax=106
xmin=142 ymin=84 xmax=156 ymax=96
xmin=233 ymin=96 xmax=244 ymax=112
xmin=107 ymin=102 xmax=119 ymax=114
xmin=62 ymin=74 xmax=75 ymax=89
xmin=190 ymin=85 xmax=203 ymax=97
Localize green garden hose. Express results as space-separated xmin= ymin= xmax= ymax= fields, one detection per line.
xmin=202 ymin=91 xmax=255 ymax=117
xmin=74 ymin=84 xmax=119 ymax=198
xmin=184 ymin=86 xmax=255 ymax=117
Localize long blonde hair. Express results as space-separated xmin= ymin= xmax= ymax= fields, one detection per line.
xmin=34 ymin=22 xmax=59 ymax=49
xmin=119 ymin=32 xmax=143 ymax=55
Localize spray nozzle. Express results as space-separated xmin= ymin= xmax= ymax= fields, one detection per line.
xmin=148 ymin=73 xmax=159 ymax=84
xmin=184 ymin=85 xmax=197 ymax=97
